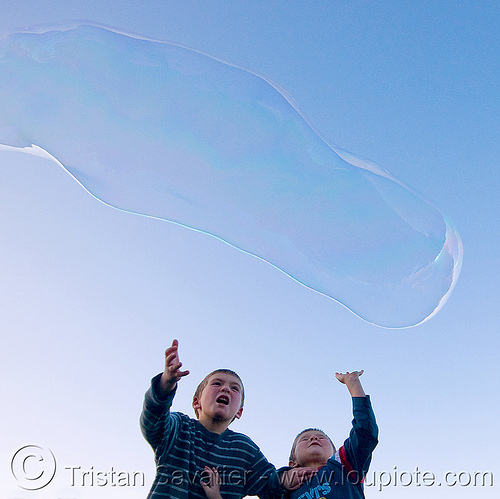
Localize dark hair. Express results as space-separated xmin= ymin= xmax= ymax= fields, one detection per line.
xmin=193 ymin=369 xmax=245 ymax=418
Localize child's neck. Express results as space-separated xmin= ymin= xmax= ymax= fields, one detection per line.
xmin=199 ymin=416 xmax=230 ymax=434
xmin=304 ymin=460 xmax=328 ymax=469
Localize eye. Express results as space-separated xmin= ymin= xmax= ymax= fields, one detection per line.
xmin=231 ymin=385 xmax=240 ymax=392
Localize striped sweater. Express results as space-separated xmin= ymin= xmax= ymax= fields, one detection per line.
xmin=140 ymin=374 xmax=282 ymax=499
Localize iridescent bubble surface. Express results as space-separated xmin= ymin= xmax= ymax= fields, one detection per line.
xmin=0 ymin=24 xmax=462 ymax=327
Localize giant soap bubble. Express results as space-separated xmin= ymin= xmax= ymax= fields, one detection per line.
xmin=0 ymin=24 xmax=462 ymax=327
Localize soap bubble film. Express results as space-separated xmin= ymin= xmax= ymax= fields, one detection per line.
xmin=0 ymin=24 xmax=462 ymax=327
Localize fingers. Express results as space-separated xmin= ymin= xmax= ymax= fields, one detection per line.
xmin=200 ymin=466 xmax=211 ymax=489
xmin=335 ymin=370 xmax=364 ymax=377
xmin=166 ymin=360 xmax=190 ymax=378
xmin=165 ymin=353 xmax=178 ymax=369
xmin=165 ymin=339 xmax=179 ymax=359
xmin=295 ymin=466 xmax=318 ymax=478
xmin=177 ymin=368 xmax=190 ymax=378
xmin=164 ymin=339 xmax=190 ymax=382
xmin=201 ymin=466 xmax=219 ymax=488
xmin=165 ymin=339 xmax=189 ymax=371
xmin=166 ymin=360 xmax=183 ymax=373
xmin=281 ymin=467 xmax=318 ymax=491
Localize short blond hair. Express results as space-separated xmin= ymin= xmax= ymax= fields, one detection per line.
xmin=193 ymin=369 xmax=245 ymax=418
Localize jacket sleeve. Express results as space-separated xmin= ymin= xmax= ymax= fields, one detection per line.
xmin=243 ymin=445 xmax=284 ymax=499
xmin=335 ymin=395 xmax=378 ymax=483
xmin=140 ymin=373 xmax=179 ymax=455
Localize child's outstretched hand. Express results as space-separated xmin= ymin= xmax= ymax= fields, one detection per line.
xmin=335 ymin=370 xmax=364 ymax=384
xmin=160 ymin=339 xmax=190 ymax=393
xmin=335 ymin=371 xmax=366 ymax=397
xmin=201 ymin=466 xmax=223 ymax=499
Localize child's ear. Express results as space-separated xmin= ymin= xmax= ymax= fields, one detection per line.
xmin=192 ymin=396 xmax=201 ymax=413
xmin=288 ymin=459 xmax=297 ymax=467
xmin=234 ymin=406 xmax=243 ymax=420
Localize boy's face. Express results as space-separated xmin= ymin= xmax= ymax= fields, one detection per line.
xmin=291 ymin=430 xmax=335 ymax=468
xmin=192 ymin=372 xmax=243 ymax=425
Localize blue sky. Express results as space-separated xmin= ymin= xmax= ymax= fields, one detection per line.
xmin=1 ymin=2 xmax=498 ymax=498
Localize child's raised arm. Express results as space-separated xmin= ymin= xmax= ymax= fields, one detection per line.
xmin=159 ymin=339 xmax=190 ymax=395
xmin=335 ymin=370 xmax=366 ymax=397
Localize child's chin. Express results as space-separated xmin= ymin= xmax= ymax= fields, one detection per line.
xmin=212 ymin=410 xmax=229 ymax=421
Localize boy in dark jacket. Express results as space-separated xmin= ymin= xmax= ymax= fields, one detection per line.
xmin=285 ymin=370 xmax=378 ymax=499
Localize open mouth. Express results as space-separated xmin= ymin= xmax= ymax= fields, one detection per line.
xmin=216 ymin=395 xmax=229 ymax=405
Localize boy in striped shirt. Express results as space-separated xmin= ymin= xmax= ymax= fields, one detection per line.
xmin=141 ymin=339 xmax=312 ymax=499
